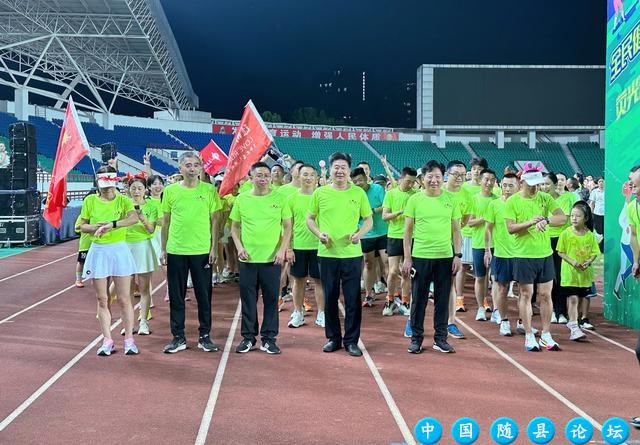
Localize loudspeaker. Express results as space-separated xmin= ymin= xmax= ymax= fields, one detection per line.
xmin=0 ymin=190 xmax=41 ymax=217
xmin=10 ymin=136 xmax=37 ymax=154
xmin=8 ymin=122 xmax=36 ymax=140
xmin=0 ymin=215 xmax=40 ymax=244
xmin=8 ymin=151 xmax=37 ymax=189
xmin=101 ymin=143 xmax=117 ymax=164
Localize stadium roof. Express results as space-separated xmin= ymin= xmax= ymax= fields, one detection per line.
xmin=0 ymin=0 xmax=198 ymax=114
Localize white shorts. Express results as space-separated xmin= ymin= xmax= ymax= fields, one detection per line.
xmin=128 ymin=239 xmax=159 ymax=274
xmin=83 ymin=241 xmax=137 ymax=279
xmin=461 ymin=236 xmax=473 ymax=265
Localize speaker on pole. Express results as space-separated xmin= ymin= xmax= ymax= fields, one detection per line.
xmin=100 ymin=143 xmax=117 ymax=164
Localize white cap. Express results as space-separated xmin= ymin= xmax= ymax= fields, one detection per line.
xmin=96 ymin=172 xmax=118 ymax=188
xmin=521 ymin=171 xmax=545 ymax=186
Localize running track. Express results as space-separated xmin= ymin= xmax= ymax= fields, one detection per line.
xmin=0 ymin=242 xmax=638 ymax=444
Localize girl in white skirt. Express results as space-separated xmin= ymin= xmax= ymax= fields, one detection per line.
xmin=80 ymin=166 xmax=139 ymax=356
xmin=126 ymin=175 xmax=159 ymax=335
xmin=147 ymin=174 xmax=167 ymax=302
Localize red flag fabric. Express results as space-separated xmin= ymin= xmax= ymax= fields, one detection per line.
xmin=199 ymin=139 xmax=228 ymax=175
xmin=43 ymin=96 xmax=90 ymax=228
xmin=218 ymin=100 xmax=274 ymax=197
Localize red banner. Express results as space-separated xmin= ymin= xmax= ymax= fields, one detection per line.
xmin=199 ymin=139 xmax=228 ymax=175
xmin=212 ymin=124 xmax=399 ymax=142
xmin=218 ymin=101 xmax=274 ymax=197
xmin=43 ymin=96 xmax=90 ymax=228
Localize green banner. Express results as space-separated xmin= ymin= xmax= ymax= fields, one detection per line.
xmin=604 ymin=0 xmax=640 ymax=328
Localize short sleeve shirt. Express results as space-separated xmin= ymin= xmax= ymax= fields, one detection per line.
xmin=556 ymin=227 xmax=601 ymax=287
xmin=80 ymin=193 xmax=134 ymax=244
xmin=288 ymin=191 xmax=317 ymax=250
xmin=382 ymin=187 xmax=417 ymax=239
xmin=503 ymin=191 xmax=559 ymax=258
xmin=484 ymin=198 xmax=516 ymax=258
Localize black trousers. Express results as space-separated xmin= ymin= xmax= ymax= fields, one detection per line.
xmin=238 ymin=262 xmax=281 ymax=343
xmin=167 ymin=253 xmax=212 ymax=339
xmin=550 ymin=237 xmax=567 ymax=317
xmin=318 ymin=256 xmax=363 ymax=347
xmin=410 ymin=257 xmax=453 ymax=344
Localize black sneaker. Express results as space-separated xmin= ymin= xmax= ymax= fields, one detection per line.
xmin=407 ymin=340 xmax=423 ymax=354
xmin=432 ymin=339 xmax=455 ymax=353
xmin=235 ymin=338 xmax=256 ymax=353
xmin=260 ymin=341 xmax=281 ymax=355
xmin=198 ymin=335 xmax=220 ymax=352
xmin=163 ymin=337 xmax=187 ymax=354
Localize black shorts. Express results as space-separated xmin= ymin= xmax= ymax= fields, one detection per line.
xmin=290 ymin=249 xmax=320 ymax=279
xmin=361 ymin=235 xmax=387 ymax=254
xmin=513 ymin=256 xmax=555 ymax=284
xmin=493 ymin=257 xmax=514 ymax=283
xmin=560 ymin=286 xmax=591 ymax=299
xmin=77 ymin=250 xmax=88 ymax=264
xmin=386 ymin=237 xmax=404 ymax=257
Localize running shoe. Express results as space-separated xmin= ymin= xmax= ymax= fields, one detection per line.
xmin=373 ymin=281 xmax=387 ymax=294
xmin=524 ymin=333 xmax=540 ymax=352
xmin=362 ymin=296 xmax=374 ymax=307
xmin=403 ymin=318 xmax=412 ymax=338
xmin=455 ymin=296 xmax=466 ymax=312
xmin=490 ymin=309 xmax=501 ymax=324
xmin=382 ymin=300 xmax=398 ymax=316
xmin=75 ymin=279 xmax=84 ymax=288
xmin=558 ymin=314 xmax=568 ymax=324
xmin=499 ymin=320 xmax=512 ymax=336
xmin=163 ymin=336 xmax=187 ymax=354
xmin=124 ymin=339 xmax=139 ymax=355
xmin=539 ymin=332 xmax=560 ymax=351
xmin=407 ymin=340 xmax=422 ymax=354
xmin=97 ymin=339 xmax=115 ymax=356
xmin=260 ymin=341 xmax=281 ymax=354
xmin=447 ymin=323 xmax=465 ymax=339
xmin=516 ymin=320 xmax=539 ymax=335
xmin=567 ymin=321 xmax=586 ymax=341
xmin=288 ymin=310 xmax=305 ymax=328
xmin=550 ymin=312 xmax=558 ymax=323
xmin=315 ymin=311 xmax=325 ymax=328
xmin=630 ymin=416 xmax=640 ymax=429
xmin=475 ymin=307 xmax=487 ymax=321
xmin=235 ymin=338 xmax=256 ymax=353
xmin=138 ymin=319 xmax=151 ymax=335
xmin=432 ymin=339 xmax=455 ymax=353
xmin=198 ymin=335 xmax=220 ymax=352
xmin=579 ymin=318 xmax=595 ymax=330
xmin=398 ymin=301 xmax=411 ymax=316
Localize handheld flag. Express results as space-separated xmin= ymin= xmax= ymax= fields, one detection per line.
xmin=43 ymin=96 xmax=90 ymax=228
xmin=199 ymin=139 xmax=228 ymax=175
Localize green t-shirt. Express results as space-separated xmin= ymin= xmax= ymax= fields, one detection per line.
xmin=361 ymin=183 xmax=387 ymax=239
xmin=308 ymin=184 xmax=372 ymax=258
xmin=74 ymin=214 xmax=92 ymax=251
xmin=288 ymin=191 xmax=317 ymax=250
xmin=547 ymin=193 xmax=576 ymax=238
xmin=382 ymin=187 xmax=417 ymax=239
xmin=229 ymin=190 xmax=292 ymax=262
xmin=556 ymin=227 xmax=600 ymax=287
xmin=460 ymin=182 xmax=481 ymax=237
xmin=627 ymin=199 xmax=640 ymax=245
xmin=238 ymin=180 xmax=253 ymax=194
xmin=468 ymin=193 xmax=497 ymax=249
xmin=162 ymin=181 xmax=222 ymax=255
xmin=277 ymin=183 xmax=301 ymax=198
xmin=404 ymin=190 xmax=461 ymax=259
xmin=503 ymin=192 xmax=559 ymax=258
xmin=126 ymin=198 xmax=160 ymax=243
xmin=484 ymin=198 xmax=516 ymax=258
xmin=80 ymin=193 xmax=134 ymax=245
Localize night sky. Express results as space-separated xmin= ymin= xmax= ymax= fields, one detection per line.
xmin=160 ymin=0 xmax=606 ymax=126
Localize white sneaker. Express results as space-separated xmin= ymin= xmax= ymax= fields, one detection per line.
xmin=315 ymin=311 xmax=325 ymax=327
xmin=138 ymin=319 xmax=151 ymax=335
xmin=490 ymin=309 xmax=501 ymax=324
xmin=222 ymin=267 xmax=232 ymax=279
xmin=212 ymin=273 xmax=219 ymax=285
xmin=287 ymin=310 xmax=305 ymax=328
xmin=551 ymin=312 xmax=558 ymax=323
xmin=382 ymin=300 xmax=398 ymax=316
xmin=516 ymin=320 xmax=538 ymax=335
xmin=525 ymin=333 xmax=540 ymax=351
xmin=539 ymin=331 xmax=560 ymax=351
xmin=567 ymin=321 xmax=586 ymax=341
xmin=499 ymin=320 xmax=512 ymax=336
xmin=373 ymin=281 xmax=387 ymax=294
xmin=558 ymin=314 xmax=568 ymax=324
xmin=187 ymin=274 xmax=193 ymax=289
xmin=282 ymin=291 xmax=293 ymax=302
xmin=475 ymin=307 xmax=487 ymax=321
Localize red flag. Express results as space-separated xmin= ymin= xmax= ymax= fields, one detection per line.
xmin=43 ymin=96 xmax=90 ymax=228
xmin=199 ymin=139 xmax=228 ymax=175
xmin=218 ymin=100 xmax=274 ymax=197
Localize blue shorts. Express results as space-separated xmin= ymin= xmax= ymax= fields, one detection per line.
xmin=472 ymin=248 xmax=494 ymax=278
xmin=493 ymin=257 xmax=514 ymax=283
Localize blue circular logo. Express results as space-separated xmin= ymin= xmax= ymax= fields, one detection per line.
xmin=601 ymin=417 xmax=629 ymax=444
xmin=451 ymin=417 xmax=480 ymax=444
xmin=565 ymin=417 xmax=593 ymax=444
xmin=490 ymin=417 xmax=518 ymax=444
xmin=526 ymin=417 xmax=555 ymax=444
xmin=414 ymin=417 xmax=442 ymax=444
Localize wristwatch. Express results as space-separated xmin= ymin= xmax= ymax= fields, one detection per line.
xmin=454 ymin=252 xmax=462 ymax=258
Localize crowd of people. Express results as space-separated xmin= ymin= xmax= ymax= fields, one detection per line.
xmin=73 ymin=148 xmax=637 ymax=364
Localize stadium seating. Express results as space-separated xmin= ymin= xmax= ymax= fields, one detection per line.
xmin=534 ymin=142 xmax=575 ymax=176
xmin=567 ymin=142 xmax=605 ymax=178
xmin=369 ymin=140 xmax=447 ymax=171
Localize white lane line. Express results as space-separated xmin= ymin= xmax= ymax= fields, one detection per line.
xmin=0 ymin=281 xmax=164 ymax=432
xmin=0 ymin=284 xmax=76 ymax=325
xmin=0 ymin=253 xmax=76 ymax=284
xmin=457 ymin=319 xmax=603 ymax=431
xmin=340 ymin=302 xmax=416 ymax=445
xmin=194 ymin=300 xmax=242 ymax=445
xmin=586 ymin=329 xmax=636 ymax=354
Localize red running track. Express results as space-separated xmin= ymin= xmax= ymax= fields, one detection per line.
xmin=0 ymin=241 xmax=638 ymax=444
